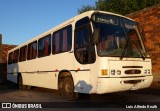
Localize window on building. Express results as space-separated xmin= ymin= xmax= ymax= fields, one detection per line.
xmin=19 ymin=45 xmax=27 ymax=62
xmin=38 ymin=34 xmax=51 ymax=58
xmin=52 ymin=25 xmax=72 ymax=54
xmin=27 ymin=41 xmax=37 ymax=60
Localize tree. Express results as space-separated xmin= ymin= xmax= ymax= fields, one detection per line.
xmin=78 ymin=5 xmax=96 ymax=14
xmin=78 ymin=0 xmax=160 ymax=15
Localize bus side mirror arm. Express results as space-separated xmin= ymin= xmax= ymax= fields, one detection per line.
xmin=141 ymin=30 xmax=146 ymax=42
xmin=93 ymin=28 xmax=100 ymax=44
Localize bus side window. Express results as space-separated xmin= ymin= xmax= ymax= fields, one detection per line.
xmin=27 ymin=41 xmax=37 ymax=60
xmin=74 ymin=17 xmax=96 ymax=64
xmin=62 ymin=29 xmax=68 ymax=51
xmin=19 ymin=45 xmax=27 ymax=62
xmin=52 ymin=25 xmax=72 ymax=54
xmin=38 ymin=34 xmax=51 ymax=58
xmin=52 ymin=32 xmax=60 ymax=54
xmin=44 ymin=37 xmax=51 ymax=56
xmin=75 ymin=28 xmax=89 ymax=64
xmin=8 ymin=52 xmax=13 ymax=64
xmin=13 ymin=49 xmax=19 ymax=63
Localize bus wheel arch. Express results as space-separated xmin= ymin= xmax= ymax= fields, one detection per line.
xmin=58 ymin=71 xmax=72 ymax=95
xmin=58 ymin=70 xmax=78 ymax=100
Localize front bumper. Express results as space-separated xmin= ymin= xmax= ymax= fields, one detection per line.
xmin=95 ymin=75 xmax=153 ymax=94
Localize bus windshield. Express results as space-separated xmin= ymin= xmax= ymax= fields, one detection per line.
xmin=92 ymin=13 xmax=149 ymax=58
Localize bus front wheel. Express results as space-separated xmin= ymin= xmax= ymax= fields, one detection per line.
xmin=18 ymin=75 xmax=26 ymax=90
xmin=58 ymin=78 xmax=63 ymax=95
xmin=62 ymin=77 xmax=79 ymax=101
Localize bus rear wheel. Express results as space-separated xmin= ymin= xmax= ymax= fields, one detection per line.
xmin=62 ymin=77 xmax=79 ymax=101
xmin=18 ymin=75 xmax=26 ymax=90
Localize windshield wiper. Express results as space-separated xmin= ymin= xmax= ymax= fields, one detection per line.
xmin=120 ymin=39 xmax=145 ymax=60
xmin=131 ymin=41 xmax=145 ymax=60
xmin=120 ymin=43 xmax=133 ymax=60
xmin=120 ymin=18 xmax=133 ymax=60
xmin=120 ymin=44 xmax=127 ymax=60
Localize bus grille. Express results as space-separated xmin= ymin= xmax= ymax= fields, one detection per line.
xmin=125 ymin=70 xmax=141 ymax=74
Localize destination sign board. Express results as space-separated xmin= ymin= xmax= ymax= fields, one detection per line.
xmin=92 ymin=13 xmax=118 ymax=25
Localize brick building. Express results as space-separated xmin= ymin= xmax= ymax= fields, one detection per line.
xmin=0 ymin=35 xmax=16 ymax=83
xmin=127 ymin=4 xmax=160 ymax=87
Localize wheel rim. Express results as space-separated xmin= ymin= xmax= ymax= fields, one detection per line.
xmin=63 ymin=77 xmax=74 ymax=99
xmin=58 ymin=79 xmax=63 ymax=95
xmin=64 ymin=80 xmax=73 ymax=96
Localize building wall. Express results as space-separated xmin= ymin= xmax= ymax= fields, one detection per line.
xmin=127 ymin=4 xmax=160 ymax=87
xmin=0 ymin=44 xmax=16 ymax=82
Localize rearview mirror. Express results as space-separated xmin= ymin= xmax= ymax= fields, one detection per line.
xmin=93 ymin=28 xmax=100 ymax=44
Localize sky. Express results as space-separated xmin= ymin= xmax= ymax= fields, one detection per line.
xmin=0 ymin=0 xmax=96 ymax=45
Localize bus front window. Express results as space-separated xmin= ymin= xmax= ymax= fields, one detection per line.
xmin=92 ymin=13 xmax=148 ymax=58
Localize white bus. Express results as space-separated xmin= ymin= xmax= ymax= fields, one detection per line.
xmin=7 ymin=10 xmax=153 ymax=100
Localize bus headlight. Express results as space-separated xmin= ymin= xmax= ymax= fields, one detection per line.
xmin=117 ymin=70 xmax=121 ymax=75
xmin=111 ymin=69 xmax=121 ymax=75
xmin=144 ymin=69 xmax=151 ymax=74
xmin=111 ymin=70 xmax=115 ymax=75
xmin=144 ymin=70 xmax=147 ymax=74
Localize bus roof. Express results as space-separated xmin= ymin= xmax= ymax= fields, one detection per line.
xmin=8 ymin=10 xmax=135 ymax=52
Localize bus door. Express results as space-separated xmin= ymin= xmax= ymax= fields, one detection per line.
xmin=74 ymin=18 xmax=96 ymax=93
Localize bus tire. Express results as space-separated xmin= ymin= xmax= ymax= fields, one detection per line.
xmin=62 ymin=76 xmax=79 ymax=101
xmin=18 ymin=75 xmax=26 ymax=90
xmin=58 ymin=79 xmax=63 ymax=96
xmin=26 ymin=85 xmax=31 ymax=90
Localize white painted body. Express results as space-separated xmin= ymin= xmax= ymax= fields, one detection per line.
xmin=7 ymin=11 xmax=153 ymax=94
